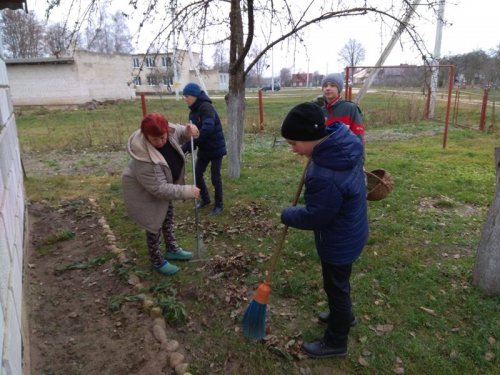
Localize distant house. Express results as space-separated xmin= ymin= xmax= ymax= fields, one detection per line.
xmin=6 ymin=50 xmax=135 ymax=106
xmin=291 ymin=73 xmax=313 ymax=87
xmin=131 ymin=50 xmax=228 ymax=95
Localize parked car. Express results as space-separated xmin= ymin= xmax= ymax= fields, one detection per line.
xmin=261 ymin=84 xmax=281 ymax=91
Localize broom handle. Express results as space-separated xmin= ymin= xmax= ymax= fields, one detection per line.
xmin=264 ymin=158 xmax=311 ymax=284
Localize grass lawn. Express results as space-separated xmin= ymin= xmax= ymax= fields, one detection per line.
xmin=17 ymin=92 xmax=500 ymax=374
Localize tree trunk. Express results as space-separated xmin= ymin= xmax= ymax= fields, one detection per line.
xmin=226 ymin=72 xmax=245 ymax=178
xmin=472 ymin=147 xmax=500 ymax=295
xmin=226 ymin=0 xmax=248 ymax=179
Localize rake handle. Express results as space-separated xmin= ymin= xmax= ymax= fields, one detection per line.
xmin=264 ymin=158 xmax=310 ymax=284
xmin=191 ymin=135 xmax=201 ymax=255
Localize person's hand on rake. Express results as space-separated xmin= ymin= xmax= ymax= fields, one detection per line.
xmin=189 ymin=185 xmax=201 ymax=199
xmin=186 ymin=123 xmax=200 ymax=138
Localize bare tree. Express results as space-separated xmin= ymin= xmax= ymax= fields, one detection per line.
xmin=440 ymin=49 xmax=499 ymax=87
xmin=111 ymin=11 xmax=133 ymax=53
xmin=45 ymin=23 xmax=75 ymax=57
xmin=280 ymin=67 xmax=292 ymax=87
xmin=248 ymin=45 xmax=268 ymax=87
xmin=0 ymin=9 xmax=45 ymax=58
xmin=84 ymin=8 xmax=132 ymax=54
xmin=312 ymin=71 xmax=323 ymax=87
xmin=212 ymin=42 xmax=229 ymax=73
xmin=46 ymin=1 xmax=437 ymax=178
xmin=84 ymin=7 xmax=113 ymax=53
xmin=338 ymin=38 xmax=366 ymax=69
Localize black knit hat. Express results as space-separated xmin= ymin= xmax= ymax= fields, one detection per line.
xmin=281 ymin=102 xmax=326 ymax=141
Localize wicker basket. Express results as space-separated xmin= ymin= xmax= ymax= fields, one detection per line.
xmin=366 ymin=169 xmax=393 ymax=201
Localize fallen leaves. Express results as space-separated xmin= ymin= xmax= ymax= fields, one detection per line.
xmin=203 ymin=252 xmax=253 ymax=279
xmin=263 ymin=332 xmax=307 ymax=360
xmin=419 ymin=306 xmax=437 ymax=316
xmin=368 ymin=323 xmax=394 ymax=336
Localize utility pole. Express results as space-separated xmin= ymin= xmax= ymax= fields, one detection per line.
xmin=429 ymin=0 xmax=446 ymax=118
xmin=271 ymin=46 xmax=275 ymax=90
xmin=355 ymin=0 xmax=422 ymax=105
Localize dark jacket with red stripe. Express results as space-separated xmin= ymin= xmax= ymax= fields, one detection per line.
xmin=322 ymin=95 xmax=365 ymax=144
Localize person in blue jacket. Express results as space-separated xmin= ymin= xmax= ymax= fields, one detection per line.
xmin=280 ymin=102 xmax=368 ymax=358
xmin=182 ymin=82 xmax=227 ymax=216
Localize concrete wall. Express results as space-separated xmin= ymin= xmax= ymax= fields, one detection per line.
xmin=7 ymin=50 xmax=135 ymax=105
xmin=193 ymin=70 xmax=229 ymax=92
xmin=0 ymin=38 xmax=26 ymax=375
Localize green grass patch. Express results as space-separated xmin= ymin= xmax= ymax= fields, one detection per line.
xmin=35 ymin=229 xmax=76 ymax=255
xmin=19 ymin=94 xmax=500 ymax=374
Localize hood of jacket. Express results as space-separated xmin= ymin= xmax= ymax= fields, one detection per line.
xmin=188 ymin=91 xmax=212 ymax=111
xmin=312 ymin=121 xmax=364 ymax=171
xmin=127 ymin=128 xmax=181 ymax=165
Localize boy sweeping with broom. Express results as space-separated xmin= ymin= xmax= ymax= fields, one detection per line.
xmin=280 ymin=102 xmax=368 ymax=358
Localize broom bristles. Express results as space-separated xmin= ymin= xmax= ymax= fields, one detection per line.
xmin=241 ymin=281 xmax=270 ymax=339
xmin=241 ymin=300 xmax=267 ymax=339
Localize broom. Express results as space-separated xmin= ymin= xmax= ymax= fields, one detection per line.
xmin=241 ymin=159 xmax=310 ymax=339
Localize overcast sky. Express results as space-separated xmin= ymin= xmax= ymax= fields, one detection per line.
xmin=279 ymin=0 xmax=500 ymax=74
xmin=29 ymin=0 xmax=500 ymax=75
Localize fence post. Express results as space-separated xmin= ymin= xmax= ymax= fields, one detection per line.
xmin=479 ymin=88 xmax=489 ymax=131
xmin=425 ymin=87 xmax=431 ymax=119
xmin=141 ymin=94 xmax=147 ymax=117
xmin=258 ymin=89 xmax=264 ymax=131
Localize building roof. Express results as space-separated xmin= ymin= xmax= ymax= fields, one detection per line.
xmin=1 ymin=1 xmax=27 ymax=11
xmin=6 ymin=57 xmax=74 ymax=65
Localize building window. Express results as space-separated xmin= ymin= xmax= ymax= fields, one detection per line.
xmin=132 ymin=57 xmax=140 ymax=68
xmin=161 ymin=56 xmax=171 ymax=67
xmin=133 ymin=76 xmax=141 ymax=86
xmin=147 ymin=75 xmax=158 ymax=86
xmin=145 ymin=57 xmax=155 ymax=68
xmin=162 ymin=76 xmax=173 ymax=85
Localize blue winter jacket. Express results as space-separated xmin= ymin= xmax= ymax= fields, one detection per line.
xmin=281 ymin=122 xmax=368 ymax=265
xmin=184 ymin=91 xmax=227 ymax=160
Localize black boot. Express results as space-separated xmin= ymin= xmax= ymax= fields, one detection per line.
xmin=302 ymin=338 xmax=347 ymax=358
xmin=318 ymin=311 xmax=358 ymax=327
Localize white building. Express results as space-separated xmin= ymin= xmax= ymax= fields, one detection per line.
xmin=131 ymin=50 xmax=228 ymax=95
xmin=6 ymin=50 xmax=135 ymax=106
xmin=6 ymin=49 xmax=229 ymax=106
xmin=1 ymin=3 xmax=28 ymax=375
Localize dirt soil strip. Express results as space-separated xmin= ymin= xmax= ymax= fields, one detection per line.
xmin=24 ymin=199 xmax=173 ymax=374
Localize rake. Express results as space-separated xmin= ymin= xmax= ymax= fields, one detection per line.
xmin=190 ymin=135 xmax=207 ymax=260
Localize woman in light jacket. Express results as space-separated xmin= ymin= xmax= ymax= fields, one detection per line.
xmin=122 ymin=113 xmax=200 ymax=275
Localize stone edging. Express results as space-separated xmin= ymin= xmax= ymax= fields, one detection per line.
xmin=88 ymin=198 xmax=193 ymax=375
